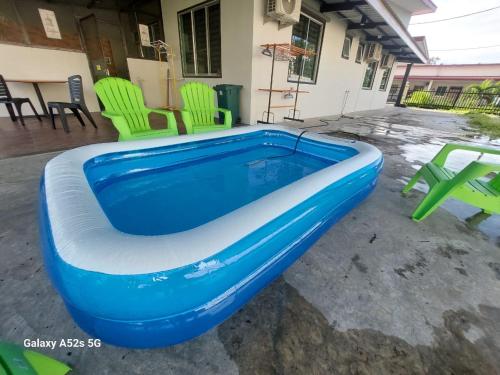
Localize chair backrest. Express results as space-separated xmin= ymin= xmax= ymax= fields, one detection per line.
xmin=68 ymin=75 xmax=85 ymax=104
xmin=0 ymin=75 xmax=12 ymax=100
xmin=180 ymin=82 xmax=216 ymax=126
xmin=94 ymin=77 xmax=151 ymax=133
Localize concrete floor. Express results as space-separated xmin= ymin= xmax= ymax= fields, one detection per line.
xmin=1 ymin=106 xmax=499 ymax=374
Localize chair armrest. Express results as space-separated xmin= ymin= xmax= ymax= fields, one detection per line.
xmin=101 ymin=111 xmax=132 ymax=138
xmin=432 ymin=143 xmax=500 ymax=167
xmin=147 ymin=108 xmax=178 ymax=134
xmin=215 ymin=108 xmax=232 ymax=127
xmin=101 ymin=111 xmax=123 ymax=119
xmin=181 ymin=110 xmax=194 ymax=134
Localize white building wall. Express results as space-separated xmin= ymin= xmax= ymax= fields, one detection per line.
xmin=161 ymin=0 xmax=254 ymax=123
xmin=127 ymin=58 xmax=170 ymax=109
xmin=0 ymin=44 xmax=100 ymax=117
xmin=249 ymin=0 xmax=396 ymax=124
xmin=163 ymin=0 xmax=401 ymax=125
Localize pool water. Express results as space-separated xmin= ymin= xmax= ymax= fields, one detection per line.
xmin=94 ymin=145 xmax=335 ymax=235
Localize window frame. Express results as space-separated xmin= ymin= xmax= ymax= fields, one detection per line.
xmin=362 ymin=61 xmax=378 ymax=90
xmin=287 ymin=10 xmax=325 ymax=85
xmin=435 ymin=86 xmax=447 ymax=96
xmin=341 ymin=35 xmax=352 ymax=59
xmin=355 ymin=41 xmax=365 ymax=64
xmin=379 ymin=67 xmax=392 ymax=91
xmin=177 ymin=0 xmax=221 ymax=78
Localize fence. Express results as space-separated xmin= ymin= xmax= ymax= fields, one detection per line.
xmin=389 ymin=88 xmax=500 ymax=114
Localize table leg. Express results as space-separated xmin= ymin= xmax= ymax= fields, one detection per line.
xmin=33 ymin=82 xmax=49 ymax=117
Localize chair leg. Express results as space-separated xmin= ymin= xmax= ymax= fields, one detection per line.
xmin=411 ymin=183 xmax=452 ymax=222
xmin=79 ymin=105 xmax=97 ymax=128
xmin=5 ymin=103 xmax=17 ymax=121
xmin=402 ymin=169 xmax=422 ymax=195
xmin=59 ymin=108 xmax=70 ymax=133
xmin=27 ymin=100 xmax=42 ymax=121
xmin=70 ymin=108 xmax=86 ymax=127
xmin=14 ymin=102 xmax=25 ymax=126
xmin=48 ymin=106 xmax=56 ymax=129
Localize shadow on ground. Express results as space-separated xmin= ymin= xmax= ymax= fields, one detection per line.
xmin=219 ymin=278 xmax=500 ymax=375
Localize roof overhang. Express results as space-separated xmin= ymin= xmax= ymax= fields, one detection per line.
xmin=320 ymin=0 xmax=430 ymax=63
xmin=394 ymin=75 xmax=500 ymax=81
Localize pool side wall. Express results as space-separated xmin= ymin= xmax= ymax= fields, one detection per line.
xmin=39 ymin=155 xmax=383 ymax=348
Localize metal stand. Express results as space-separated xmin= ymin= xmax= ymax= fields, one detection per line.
xmin=257 ymin=44 xmax=277 ymax=125
xmin=284 ymin=56 xmax=306 ymax=123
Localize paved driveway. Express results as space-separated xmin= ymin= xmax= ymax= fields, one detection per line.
xmin=1 ymin=106 xmax=499 ymax=374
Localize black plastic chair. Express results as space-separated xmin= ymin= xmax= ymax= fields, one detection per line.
xmin=0 ymin=75 xmax=42 ymax=126
xmin=47 ymin=75 xmax=97 ymax=133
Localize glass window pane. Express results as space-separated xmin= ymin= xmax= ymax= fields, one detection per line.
xmin=380 ymin=68 xmax=391 ymax=90
xmin=356 ymin=43 xmax=364 ymax=63
xmin=208 ymin=4 xmax=221 ymax=74
xmin=362 ymin=61 xmax=378 ymax=89
xmin=179 ymin=12 xmax=195 ymax=74
xmin=193 ymin=8 xmax=208 ymax=74
xmin=289 ymin=14 xmax=323 ymax=83
xmin=342 ymin=37 xmax=351 ymax=58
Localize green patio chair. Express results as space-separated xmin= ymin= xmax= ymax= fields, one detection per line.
xmin=0 ymin=341 xmax=71 ymax=375
xmin=94 ymin=77 xmax=178 ymax=141
xmin=402 ymin=143 xmax=500 ymax=222
xmin=180 ymin=82 xmax=232 ymax=135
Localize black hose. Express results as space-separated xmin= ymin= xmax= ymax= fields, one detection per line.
xmin=247 ymin=130 xmax=308 ymax=166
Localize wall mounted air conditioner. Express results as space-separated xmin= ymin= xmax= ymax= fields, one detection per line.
xmin=267 ymin=0 xmax=301 ymax=25
xmin=365 ymin=43 xmax=383 ymax=62
xmin=380 ymin=54 xmax=396 ymax=68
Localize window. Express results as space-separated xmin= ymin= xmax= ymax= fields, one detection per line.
xmin=413 ymin=85 xmax=425 ymax=91
xmin=178 ymin=1 xmax=221 ymax=77
xmin=435 ymin=86 xmax=447 ymax=96
xmin=449 ymin=86 xmax=462 ymax=93
xmin=288 ymin=12 xmax=324 ymax=84
xmin=341 ymin=35 xmax=352 ymax=59
xmin=355 ymin=42 xmax=365 ymax=63
xmin=362 ymin=61 xmax=378 ymax=89
xmin=379 ymin=68 xmax=391 ymax=91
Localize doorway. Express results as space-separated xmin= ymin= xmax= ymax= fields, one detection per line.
xmin=79 ymin=14 xmax=129 ymax=82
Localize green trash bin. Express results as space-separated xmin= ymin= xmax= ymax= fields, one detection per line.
xmin=214 ymin=84 xmax=243 ymax=125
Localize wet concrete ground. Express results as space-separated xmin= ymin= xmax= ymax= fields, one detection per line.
xmin=1 ymin=106 xmax=499 ymax=374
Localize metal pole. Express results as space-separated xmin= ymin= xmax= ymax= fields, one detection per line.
xmin=395 ymin=62 xmax=413 ymax=107
xmin=266 ymin=45 xmax=276 ymax=123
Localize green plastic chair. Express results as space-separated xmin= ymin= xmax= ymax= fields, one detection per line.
xmin=0 ymin=342 xmax=71 ymax=375
xmin=402 ymin=143 xmax=500 ymax=222
xmin=180 ymin=82 xmax=232 ymax=135
xmin=94 ymin=77 xmax=178 ymax=141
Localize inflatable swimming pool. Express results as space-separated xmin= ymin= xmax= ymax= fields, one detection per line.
xmin=39 ymin=126 xmax=383 ymax=348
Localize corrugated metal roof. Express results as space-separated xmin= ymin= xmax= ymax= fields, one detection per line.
xmin=321 ymin=0 xmax=427 ymax=63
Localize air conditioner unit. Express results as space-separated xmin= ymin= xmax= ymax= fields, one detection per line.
xmin=267 ymin=0 xmax=301 ymax=25
xmin=380 ymin=54 xmax=396 ymax=68
xmin=365 ymin=43 xmax=383 ymax=62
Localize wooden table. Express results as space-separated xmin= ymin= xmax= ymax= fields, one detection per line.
xmin=5 ymin=79 xmax=67 ymax=117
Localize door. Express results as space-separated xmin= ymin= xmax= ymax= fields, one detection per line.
xmin=79 ymin=15 xmax=129 ymax=82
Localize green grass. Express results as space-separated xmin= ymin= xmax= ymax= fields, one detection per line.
xmin=464 ymin=112 xmax=500 ymax=138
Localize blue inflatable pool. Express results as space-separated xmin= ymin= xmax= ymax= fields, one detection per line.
xmin=39 ymin=126 xmax=383 ymax=348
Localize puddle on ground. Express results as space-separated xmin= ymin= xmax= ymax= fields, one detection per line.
xmin=218 ymin=279 xmax=500 ymax=374
xmin=299 ymin=114 xmax=499 ymax=245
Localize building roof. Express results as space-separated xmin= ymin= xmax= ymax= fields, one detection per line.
xmin=320 ymin=0 xmax=436 ymax=63
xmin=393 ymin=63 xmax=500 ymax=81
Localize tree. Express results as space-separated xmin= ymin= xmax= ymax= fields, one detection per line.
xmin=465 ymin=80 xmax=500 ymax=105
xmin=465 ymin=80 xmax=500 ymax=94
xmin=428 ymin=56 xmax=440 ymax=65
